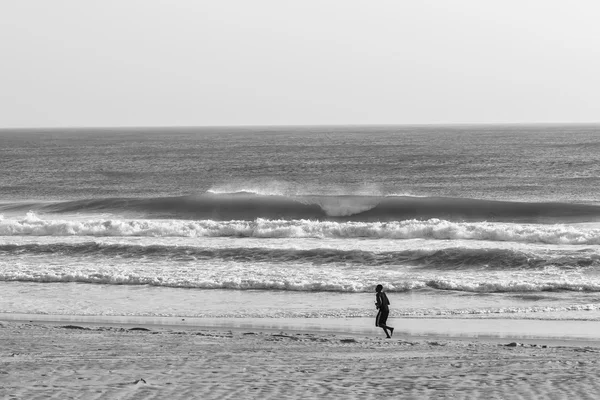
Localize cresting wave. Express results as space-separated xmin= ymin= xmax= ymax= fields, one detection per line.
xmin=3 ymin=269 xmax=600 ymax=293
xmin=2 ymin=213 xmax=600 ymax=244
xmin=2 ymin=242 xmax=599 ymax=270
xmin=2 ymin=193 xmax=600 ymax=222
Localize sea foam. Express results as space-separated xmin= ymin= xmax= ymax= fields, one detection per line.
xmin=2 ymin=213 xmax=600 ymax=244
xmin=1 ymin=242 xmax=598 ymax=270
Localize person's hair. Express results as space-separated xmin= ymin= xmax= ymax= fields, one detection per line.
xmin=376 ymin=284 xmax=383 ymax=292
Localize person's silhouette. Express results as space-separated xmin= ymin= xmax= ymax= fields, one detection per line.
xmin=375 ymin=284 xmax=394 ymax=338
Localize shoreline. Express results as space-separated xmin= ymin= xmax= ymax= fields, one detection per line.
xmin=4 ymin=312 xmax=600 ymax=347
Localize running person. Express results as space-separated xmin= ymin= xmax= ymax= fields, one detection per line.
xmin=375 ymin=284 xmax=394 ymax=338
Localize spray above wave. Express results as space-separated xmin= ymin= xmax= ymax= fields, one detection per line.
xmin=2 ymin=242 xmax=599 ymax=270
xmin=205 ymin=180 xmax=390 ymax=198
xmin=3 ymin=213 xmax=600 ymax=244
xmin=3 ymin=193 xmax=600 ymax=222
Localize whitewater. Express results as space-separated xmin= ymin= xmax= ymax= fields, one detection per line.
xmin=2 ymin=124 xmax=600 ymax=322
xmin=2 ymin=211 xmax=600 ymax=244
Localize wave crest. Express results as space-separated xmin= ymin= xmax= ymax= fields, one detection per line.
xmin=2 ymin=213 xmax=600 ymax=244
xmin=4 ymin=272 xmax=600 ymax=294
xmin=1 ymin=242 xmax=599 ymax=271
xmin=3 ymin=193 xmax=600 ymax=222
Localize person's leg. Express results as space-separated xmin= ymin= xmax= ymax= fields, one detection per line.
xmin=382 ymin=326 xmax=391 ymax=338
xmin=379 ymin=324 xmax=391 ymax=338
xmin=379 ymin=310 xmax=393 ymax=338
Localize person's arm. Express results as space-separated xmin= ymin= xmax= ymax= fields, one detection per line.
xmin=375 ymin=293 xmax=382 ymax=309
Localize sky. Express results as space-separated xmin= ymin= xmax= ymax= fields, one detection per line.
xmin=1 ymin=0 xmax=599 ymax=127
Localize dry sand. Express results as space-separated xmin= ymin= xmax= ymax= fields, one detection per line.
xmin=2 ymin=319 xmax=600 ymax=399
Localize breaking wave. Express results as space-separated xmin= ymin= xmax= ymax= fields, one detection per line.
xmin=1 ymin=242 xmax=598 ymax=270
xmin=2 ymin=213 xmax=600 ymax=244
xmin=3 ymin=269 xmax=600 ymax=294
xmin=2 ymin=192 xmax=600 ymax=222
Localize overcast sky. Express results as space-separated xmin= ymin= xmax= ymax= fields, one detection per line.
xmin=1 ymin=0 xmax=599 ymax=127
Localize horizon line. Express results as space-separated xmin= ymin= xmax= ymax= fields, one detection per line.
xmin=1 ymin=121 xmax=600 ymax=130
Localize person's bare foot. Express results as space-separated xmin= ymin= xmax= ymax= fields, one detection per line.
xmin=390 ymin=327 xmax=394 ymax=337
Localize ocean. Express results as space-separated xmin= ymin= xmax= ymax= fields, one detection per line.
xmin=2 ymin=124 xmax=600 ymax=327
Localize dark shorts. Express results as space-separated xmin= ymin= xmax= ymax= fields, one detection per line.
xmin=376 ymin=308 xmax=389 ymax=327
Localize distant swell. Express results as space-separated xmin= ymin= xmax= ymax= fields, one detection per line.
xmin=2 ymin=193 xmax=600 ymax=222
xmin=1 ymin=243 xmax=599 ymax=270
xmin=2 ymin=213 xmax=600 ymax=244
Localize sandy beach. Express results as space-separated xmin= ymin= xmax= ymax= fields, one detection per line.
xmin=3 ymin=317 xmax=600 ymax=399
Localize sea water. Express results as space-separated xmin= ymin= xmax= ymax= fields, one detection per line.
xmin=2 ymin=125 xmax=600 ymax=326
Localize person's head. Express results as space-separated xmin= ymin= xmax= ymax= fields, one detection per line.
xmin=375 ymin=284 xmax=383 ymax=293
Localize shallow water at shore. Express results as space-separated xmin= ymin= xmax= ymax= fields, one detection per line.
xmin=4 ymin=281 xmax=600 ymax=322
